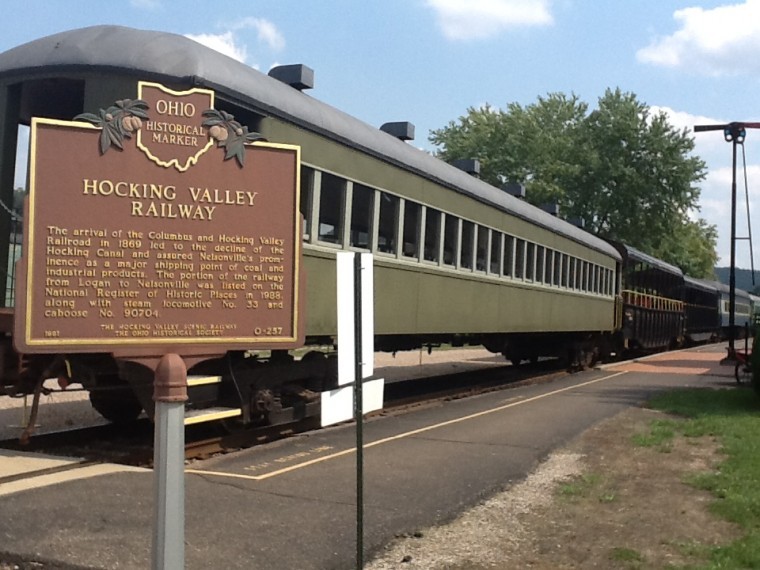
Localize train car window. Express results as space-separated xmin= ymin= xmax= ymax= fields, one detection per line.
xmin=583 ymin=262 xmax=589 ymax=292
xmin=561 ymin=255 xmax=569 ymax=288
xmin=377 ymin=191 xmax=399 ymax=254
xmin=299 ymin=166 xmax=314 ymax=240
xmin=582 ymin=260 xmax=588 ymax=291
xmin=535 ymin=246 xmax=545 ymax=283
xmin=602 ymin=268 xmax=613 ymax=295
xmin=460 ymin=220 xmax=474 ymax=270
xmin=476 ymin=225 xmax=488 ymax=272
xmin=489 ymin=231 xmax=502 ymax=274
xmin=607 ymin=268 xmax=613 ymax=295
xmin=318 ymin=172 xmax=345 ymax=244
xmin=402 ymin=201 xmax=421 ymax=258
xmin=424 ymin=208 xmax=441 ymax=262
xmin=552 ymin=251 xmax=561 ymax=286
xmin=443 ymin=214 xmax=458 ymax=266
xmin=514 ymin=239 xmax=525 ymax=279
xmin=571 ymin=258 xmax=579 ymax=290
xmin=350 ymin=183 xmax=373 ymax=250
xmin=569 ymin=258 xmax=576 ymax=289
xmin=503 ymin=234 xmax=514 ymax=277
xmin=567 ymin=257 xmax=574 ymax=288
xmin=525 ymin=242 xmax=535 ymax=281
xmin=632 ymin=262 xmax=645 ymax=293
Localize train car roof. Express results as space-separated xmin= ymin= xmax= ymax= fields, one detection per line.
xmin=607 ymin=241 xmax=682 ymax=277
xmin=0 ymin=25 xmax=620 ymax=261
xmin=697 ymin=279 xmax=751 ymax=299
xmin=684 ymin=275 xmax=718 ymax=293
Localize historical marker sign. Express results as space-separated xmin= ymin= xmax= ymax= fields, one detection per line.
xmin=14 ymin=82 xmax=303 ymax=356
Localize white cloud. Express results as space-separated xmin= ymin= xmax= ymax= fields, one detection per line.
xmin=426 ymin=0 xmax=553 ymax=41
xmin=233 ymin=17 xmax=286 ymax=52
xmin=637 ymin=1 xmax=760 ymax=75
xmin=184 ymin=32 xmax=248 ymax=64
xmin=184 ymin=18 xmax=284 ymax=68
xmin=700 ymin=166 xmax=759 ymax=267
xmin=649 ymin=106 xmax=721 ymax=133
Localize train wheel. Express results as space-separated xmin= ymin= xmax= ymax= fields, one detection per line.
xmin=89 ymin=381 xmax=144 ymax=423
xmin=734 ymin=362 xmax=752 ymax=385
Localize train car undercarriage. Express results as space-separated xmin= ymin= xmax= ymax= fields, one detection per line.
xmin=0 ymin=328 xmax=618 ymax=438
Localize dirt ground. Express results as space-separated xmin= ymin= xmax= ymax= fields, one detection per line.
xmin=368 ymin=406 xmax=741 ymax=570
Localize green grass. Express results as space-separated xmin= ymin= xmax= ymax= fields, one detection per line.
xmin=641 ymin=387 xmax=760 ymax=569
xmin=610 ymin=546 xmax=644 ymax=566
xmin=556 ymin=472 xmax=620 ymax=504
xmin=557 ymin=473 xmax=601 ymax=499
xmin=632 ymin=418 xmax=678 ymax=451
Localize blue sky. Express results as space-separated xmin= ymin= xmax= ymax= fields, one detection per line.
xmin=2 ymin=0 xmax=759 ymax=269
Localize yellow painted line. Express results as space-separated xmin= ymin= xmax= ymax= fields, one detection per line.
xmin=184 ymin=409 xmax=242 ymax=425
xmin=0 ymin=464 xmax=147 ymax=497
xmin=186 ymin=371 xmax=628 ymax=482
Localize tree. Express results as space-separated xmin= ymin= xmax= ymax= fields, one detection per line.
xmin=430 ymin=93 xmax=589 ymax=204
xmin=651 ymin=218 xmax=717 ymax=278
xmin=429 ymin=88 xmax=716 ymax=278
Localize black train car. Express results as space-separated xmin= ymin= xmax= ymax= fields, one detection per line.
xmin=683 ymin=276 xmax=719 ymax=344
xmin=609 ymin=242 xmax=684 ymax=351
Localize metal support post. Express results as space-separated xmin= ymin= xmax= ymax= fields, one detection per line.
xmin=353 ymin=253 xmax=364 ymax=570
xmin=152 ymin=353 xmax=188 ymax=570
xmin=694 ymin=121 xmax=760 ymax=360
xmin=729 ymin=135 xmax=738 ymax=357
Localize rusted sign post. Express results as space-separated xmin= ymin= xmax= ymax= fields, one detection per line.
xmin=14 ymin=82 xmax=303 ymax=569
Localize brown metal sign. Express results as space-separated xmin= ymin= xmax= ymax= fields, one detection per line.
xmin=15 ymin=82 xmax=303 ymax=357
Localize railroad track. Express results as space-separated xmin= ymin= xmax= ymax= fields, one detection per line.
xmin=0 ymin=358 xmax=570 ymax=466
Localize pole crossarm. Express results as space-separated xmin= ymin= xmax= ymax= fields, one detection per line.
xmin=694 ymin=120 xmax=760 ymax=358
xmin=694 ymin=121 xmax=760 ymax=145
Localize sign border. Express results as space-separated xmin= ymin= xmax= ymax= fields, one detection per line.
xmin=22 ymin=116 xmax=302 ymax=350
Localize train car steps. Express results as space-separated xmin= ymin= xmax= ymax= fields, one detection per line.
xmin=184 ymin=406 xmax=242 ymax=425
xmin=184 ymin=375 xmax=242 ymax=425
xmin=187 ymin=375 xmax=224 ymax=387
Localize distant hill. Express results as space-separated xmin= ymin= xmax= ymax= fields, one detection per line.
xmin=714 ymin=267 xmax=760 ymax=294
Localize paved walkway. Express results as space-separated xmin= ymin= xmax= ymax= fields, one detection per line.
xmin=0 ymin=344 xmax=739 ymax=569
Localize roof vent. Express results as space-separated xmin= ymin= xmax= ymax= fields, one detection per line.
xmin=568 ymin=216 xmax=586 ymax=229
xmin=541 ymin=203 xmax=560 ymax=217
xmin=268 ymin=64 xmax=314 ymax=91
xmin=452 ymin=159 xmax=480 ymax=176
xmin=501 ymin=182 xmax=525 ymax=199
xmin=380 ymin=122 xmax=415 ymax=141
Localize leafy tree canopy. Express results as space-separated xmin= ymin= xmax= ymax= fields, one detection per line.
xmin=429 ymin=88 xmax=717 ymax=278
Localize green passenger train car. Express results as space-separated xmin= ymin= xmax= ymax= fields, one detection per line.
xmin=0 ymin=26 xmax=621 ymax=425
